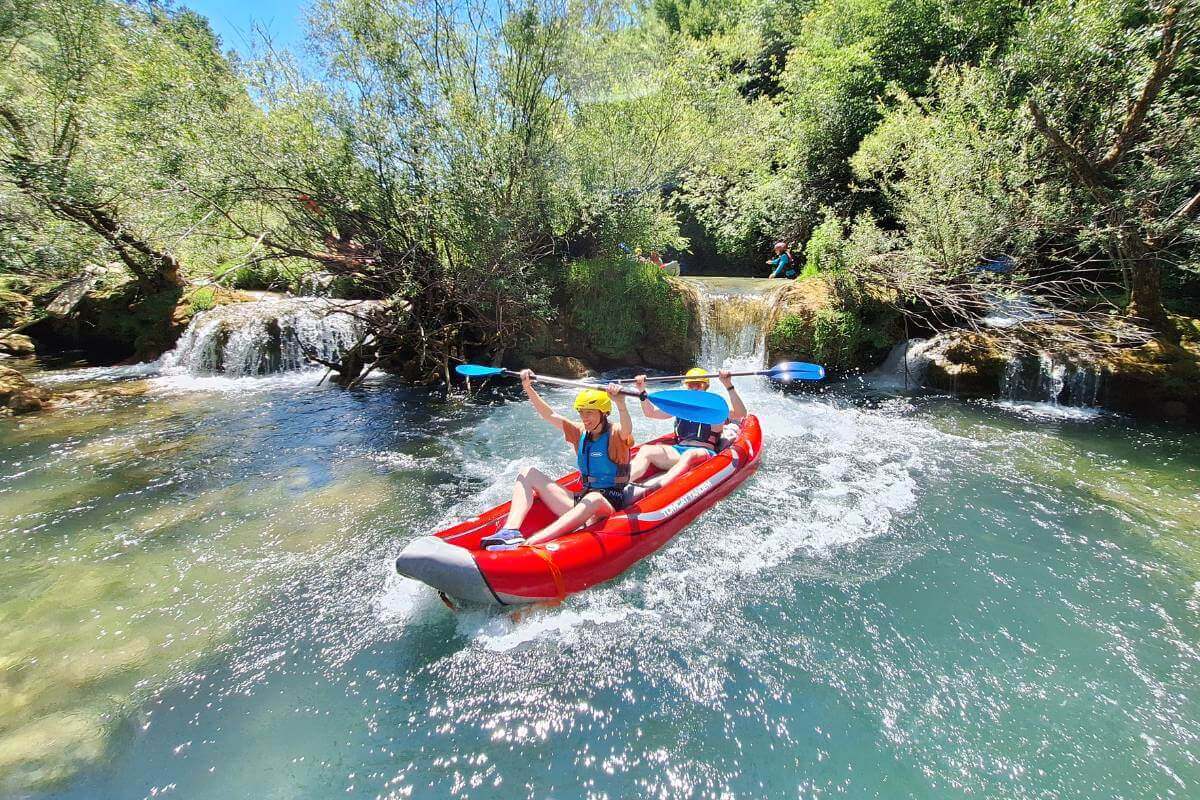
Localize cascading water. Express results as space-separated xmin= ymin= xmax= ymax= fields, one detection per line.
xmin=866 ymin=337 xmax=938 ymax=390
xmin=1000 ymin=350 xmax=1104 ymax=407
xmin=160 ymin=298 xmax=374 ymax=377
xmin=686 ymin=277 xmax=775 ymax=369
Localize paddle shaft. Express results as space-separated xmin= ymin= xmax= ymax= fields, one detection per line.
xmin=615 ymin=370 xmax=763 ymax=384
xmin=492 ymin=368 xmax=647 ymax=400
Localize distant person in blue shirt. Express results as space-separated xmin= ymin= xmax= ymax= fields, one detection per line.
xmin=767 ymin=241 xmax=796 ymax=278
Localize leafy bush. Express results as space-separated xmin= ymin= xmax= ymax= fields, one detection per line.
xmin=562 ymin=256 xmax=695 ymax=362
xmin=803 ymin=213 xmax=848 ymax=276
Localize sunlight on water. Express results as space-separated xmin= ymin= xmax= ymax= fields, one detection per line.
xmin=2 ymin=285 xmax=1199 ymax=798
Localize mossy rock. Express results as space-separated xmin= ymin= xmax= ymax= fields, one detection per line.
xmin=35 ymin=280 xmax=253 ymax=362
xmin=0 ymin=289 xmax=34 ymax=329
xmin=1096 ymin=320 xmax=1200 ymax=423
xmin=765 ymin=275 xmax=901 ymax=375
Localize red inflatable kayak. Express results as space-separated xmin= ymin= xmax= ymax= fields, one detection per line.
xmin=395 ymin=415 xmax=763 ymax=606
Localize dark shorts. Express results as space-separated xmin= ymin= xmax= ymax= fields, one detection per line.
xmin=575 ymin=484 xmax=634 ymax=511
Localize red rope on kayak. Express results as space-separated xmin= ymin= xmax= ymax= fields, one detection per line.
xmin=528 ymin=545 xmax=566 ymax=600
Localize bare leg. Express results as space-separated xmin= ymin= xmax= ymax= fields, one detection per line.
xmin=642 ymin=448 xmax=711 ymax=490
xmin=629 ymin=444 xmax=682 ymax=482
xmin=501 ymin=466 xmax=576 ymax=530
xmin=525 ymin=492 xmax=614 ymax=546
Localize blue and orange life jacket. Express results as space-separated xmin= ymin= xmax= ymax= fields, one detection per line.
xmin=564 ymin=419 xmax=632 ymax=489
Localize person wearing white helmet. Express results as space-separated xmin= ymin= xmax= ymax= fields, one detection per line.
xmin=480 ymin=370 xmax=635 ymax=550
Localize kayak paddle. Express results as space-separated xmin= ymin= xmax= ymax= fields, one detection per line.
xmin=455 ymin=364 xmax=730 ymax=425
xmin=615 ymin=361 xmax=825 ymax=384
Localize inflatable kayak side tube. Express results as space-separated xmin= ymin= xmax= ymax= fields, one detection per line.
xmin=395 ymin=536 xmax=505 ymax=606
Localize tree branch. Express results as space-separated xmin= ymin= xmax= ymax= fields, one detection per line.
xmin=1095 ymin=3 xmax=1185 ymax=171
xmin=1146 ymin=185 xmax=1200 ymax=248
xmin=1027 ymin=99 xmax=1106 ymax=191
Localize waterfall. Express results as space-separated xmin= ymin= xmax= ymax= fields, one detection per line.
xmin=161 ymin=298 xmax=374 ymax=377
xmin=1000 ymin=350 xmax=1103 ymax=407
xmin=686 ymin=279 xmax=774 ymax=368
xmin=867 ymin=338 xmax=937 ymax=389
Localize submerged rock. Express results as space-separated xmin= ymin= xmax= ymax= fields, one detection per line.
xmin=0 ymin=711 xmax=109 ymax=793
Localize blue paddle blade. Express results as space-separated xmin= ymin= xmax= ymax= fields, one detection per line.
xmin=768 ymin=361 xmax=825 ymax=381
xmin=647 ymin=389 xmax=729 ymax=425
xmin=455 ymin=364 xmax=506 ymax=378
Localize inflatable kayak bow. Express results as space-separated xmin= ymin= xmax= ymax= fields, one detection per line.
xmin=395 ymin=415 xmax=763 ymax=606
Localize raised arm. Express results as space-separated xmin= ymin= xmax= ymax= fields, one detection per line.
xmin=521 ymin=369 xmax=572 ymax=432
xmin=720 ymin=370 xmax=747 ymax=421
xmin=634 ymin=374 xmax=673 ymax=420
xmin=607 ymin=382 xmax=633 ymax=439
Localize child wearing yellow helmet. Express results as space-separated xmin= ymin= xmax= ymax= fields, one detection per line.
xmin=627 ymin=366 xmax=748 ymax=491
xmin=480 ymin=370 xmax=636 ymax=551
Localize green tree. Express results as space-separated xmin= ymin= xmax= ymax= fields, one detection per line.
xmin=1020 ymin=0 xmax=1199 ymax=333
xmin=0 ymin=0 xmax=253 ymax=292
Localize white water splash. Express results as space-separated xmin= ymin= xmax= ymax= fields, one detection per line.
xmin=865 ymin=338 xmax=938 ymax=390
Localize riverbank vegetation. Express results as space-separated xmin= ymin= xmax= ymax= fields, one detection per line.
xmin=1 ymin=0 xmax=1196 ymax=405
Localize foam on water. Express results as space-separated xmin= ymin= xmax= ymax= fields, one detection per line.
xmin=406 ymin=279 xmax=949 ymax=648
xmin=990 ymin=399 xmax=1107 ymax=421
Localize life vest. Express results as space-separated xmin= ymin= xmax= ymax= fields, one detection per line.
xmin=674 ymin=417 xmax=722 ymax=451
xmin=564 ymin=419 xmax=631 ymax=490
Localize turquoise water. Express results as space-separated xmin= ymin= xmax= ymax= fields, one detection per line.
xmin=1 ymin=361 xmax=1198 ymax=799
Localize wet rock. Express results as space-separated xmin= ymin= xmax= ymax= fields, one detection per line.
xmin=0 ymin=333 xmax=36 ymax=356
xmin=528 ymin=355 xmax=593 ymax=378
xmin=1098 ymin=331 xmax=1200 ymax=424
xmin=922 ymin=331 xmax=1009 ymax=396
xmin=7 ymin=389 xmax=45 ymax=413
xmin=0 ymin=365 xmax=53 ymax=415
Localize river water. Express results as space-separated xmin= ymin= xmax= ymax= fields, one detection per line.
xmin=2 ymin=281 xmax=1199 ymax=799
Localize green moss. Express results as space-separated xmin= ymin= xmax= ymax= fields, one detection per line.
xmin=560 ymin=256 xmax=697 ymax=366
xmin=0 ymin=288 xmax=34 ymax=329
xmin=767 ymin=313 xmax=810 ymax=356
xmin=187 ymin=286 xmax=216 ymax=314
xmin=74 ymin=282 xmax=186 ymax=360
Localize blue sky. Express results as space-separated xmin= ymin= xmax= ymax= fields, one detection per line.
xmin=183 ymin=0 xmax=308 ymax=59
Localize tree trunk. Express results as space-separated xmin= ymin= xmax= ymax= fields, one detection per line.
xmin=1127 ymin=251 xmax=1173 ymax=336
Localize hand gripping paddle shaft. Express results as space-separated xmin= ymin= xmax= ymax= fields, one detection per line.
xmin=614 ymin=361 xmax=825 ymax=384
xmin=455 ymin=364 xmax=729 ymax=425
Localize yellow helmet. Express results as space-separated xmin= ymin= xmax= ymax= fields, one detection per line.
xmin=573 ymin=388 xmax=612 ymax=414
xmin=684 ymin=367 xmax=710 ymax=388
